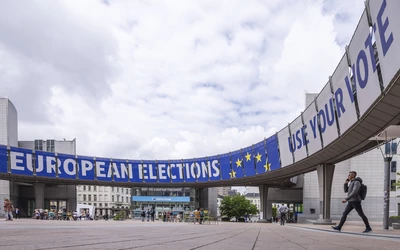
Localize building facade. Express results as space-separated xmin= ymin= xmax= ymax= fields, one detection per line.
xmin=77 ymin=185 xmax=131 ymax=217
xmin=216 ymin=186 xmax=231 ymax=196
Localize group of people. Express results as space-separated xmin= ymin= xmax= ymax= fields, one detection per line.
xmin=141 ymin=208 xmax=156 ymax=222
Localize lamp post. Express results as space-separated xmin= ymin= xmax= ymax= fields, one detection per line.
xmin=374 ymin=127 xmax=400 ymax=230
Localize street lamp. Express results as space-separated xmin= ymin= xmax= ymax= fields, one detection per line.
xmin=371 ymin=125 xmax=400 ymax=229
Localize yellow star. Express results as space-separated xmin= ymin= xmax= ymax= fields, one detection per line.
xmin=235 ymin=158 xmax=242 ymax=167
xmin=264 ymin=163 xmax=271 ymax=172
xmin=245 ymin=152 xmax=251 ymax=161
xmin=229 ymin=169 xmax=237 ymax=178
xmin=255 ymin=152 xmax=262 ymax=162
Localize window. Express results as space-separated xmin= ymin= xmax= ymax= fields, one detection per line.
xmin=88 ymin=195 xmax=91 ymax=201
xmin=117 ymin=187 xmax=119 ymax=192
xmin=46 ymin=139 xmax=55 ymax=152
xmin=99 ymin=203 xmax=102 ymax=207
xmin=112 ymin=187 xmax=114 ymax=192
xmin=391 ymin=180 xmax=397 ymax=191
xmin=385 ymin=142 xmax=398 ymax=155
xmin=105 ymin=203 xmax=108 ymax=207
xmin=88 ymin=186 xmax=91 ymax=191
xmin=126 ymin=197 xmax=129 ymax=203
xmin=99 ymin=194 xmax=102 ymax=202
xmin=112 ymin=195 xmax=114 ymax=202
xmin=83 ymin=195 xmax=86 ymax=201
xmin=94 ymin=195 xmax=97 ymax=201
xmin=391 ymin=161 xmax=397 ymax=172
xmin=83 ymin=186 xmax=86 ymax=191
xmin=34 ymin=140 xmax=43 ymax=151
xmin=126 ymin=189 xmax=128 ymax=194
xmin=94 ymin=186 xmax=97 ymax=191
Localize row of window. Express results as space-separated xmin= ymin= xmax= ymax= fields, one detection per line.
xmin=81 ymin=186 xmax=130 ymax=194
xmin=34 ymin=139 xmax=55 ymax=152
xmin=79 ymin=194 xmax=130 ymax=203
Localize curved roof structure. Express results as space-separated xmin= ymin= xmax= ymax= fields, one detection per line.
xmin=1 ymin=1 xmax=400 ymax=188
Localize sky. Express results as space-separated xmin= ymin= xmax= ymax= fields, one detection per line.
xmin=0 ymin=0 xmax=366 ymax=170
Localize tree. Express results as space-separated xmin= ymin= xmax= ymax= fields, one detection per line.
xmin=219 ymin=194 xmax=259 ymax=221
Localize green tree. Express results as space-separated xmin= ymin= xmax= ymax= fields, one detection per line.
xmin=219 ymin=194 xmax=259 ymax=221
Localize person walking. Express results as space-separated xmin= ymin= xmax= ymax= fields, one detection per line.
xmin=332 ymin=171 xmax=372 ymax=233
xmin=278 ymin=203 xmax=288 ymax=226
xmin=14 ymin=207 xmax=20 ymax=219
xmin=3 ymin=198 xmax=13 ymax=221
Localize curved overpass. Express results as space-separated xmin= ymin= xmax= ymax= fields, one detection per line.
xmin=1 ymin=1 xmax=400 ymax=188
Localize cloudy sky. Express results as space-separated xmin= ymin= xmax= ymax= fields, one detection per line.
xmin=0 ymin=0 xmax=365 ymax=162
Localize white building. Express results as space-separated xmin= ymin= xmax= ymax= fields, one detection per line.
xmin=244 ymin=192 xmax=260 ymax=211
xmin=76 ymin=185 xmax=131 ymax=216
xmin=0 ymin=98 xmax=18 ymax=215
xmin=216 ymin=186 xmax=231 ymax=196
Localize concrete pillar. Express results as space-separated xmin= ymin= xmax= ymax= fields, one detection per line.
xmin=258 ymin=184 xmax=269 ymax=222
xmin=34 ymin=183 xmax=45 ymax=209
xmin=315 ymin=163 xmax=335 ymax=224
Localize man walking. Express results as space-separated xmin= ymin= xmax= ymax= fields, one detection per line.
xmin=332 ymin=171 xmax=372 ymax=233
xmin=278 ymin=203 xmax=288 ymax=226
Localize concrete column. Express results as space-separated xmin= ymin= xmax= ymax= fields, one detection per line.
xmin=258 ymin=184 xmax=269 ymax=222
xmin=315 ymin=163 xmax=335 ymax=224
xmin=34 ymin=183 xmax=45 ymax=209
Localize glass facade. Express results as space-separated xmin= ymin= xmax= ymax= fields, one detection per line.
xmin=131 ymin=187 xmax=196 ymax=218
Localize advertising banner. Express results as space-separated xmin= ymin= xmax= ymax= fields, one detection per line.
xmin=128 ymin=160 xmax=142 ymax=183
xmin=95 ymin=157 xmax=113 ymax=182
xmin=231 ymin=149 xmax=245 ymax=178
xmin=316 ymin=82 xmax=339 ymax=147
xmin=35 ymin=151 xmax=57 ymax=178
xmin=132 ymin=196 xmax=190 ymax=202
xmin=242 ymin=146 xmax=256 ymax=177
xmin=77 ymin=155 xmax=95 ymax=181
xmin=169 ymin=159 xmax=184 ymax=183
xmin=141 ymin=160 xmax=157 ymax=183
xmin=254 ymin=141 xmax=266 ymax=174
xmin=330 ymin=54 xmax=358 ymax=135
xmin=57 ymin=153 xmax=77 ymax=179
xmin=207 ymin=155 xmax=221 ymax=181
xmin=0 ymin=145 xmax=8 ymax=173
xmin=220 ymin=152 xmax=232 ymax=180
xmin=302 ymin=101 xmax=322 ymax=155
xmin=112 ymin=158 xmax=130 ymax=183
xmin=194 ymin=157 xmax=209 ymax=182
xmin=348 ymin=10 xmax=381 ymax=117
xmin=9 ymin=147 xmax=34 ymax=176
xmin=277 ymin=126 xmax=293 ymax=167
xmin=369 ymin=0 xmax=400 ymax=89
xmin=289 ymin=115 xmax=308 ymax=163
xmin=265 ymin=134 xmax=281 ymax=171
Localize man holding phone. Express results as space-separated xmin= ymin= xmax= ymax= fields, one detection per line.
xmin=332 ymin=171 xmax=372 ymax=233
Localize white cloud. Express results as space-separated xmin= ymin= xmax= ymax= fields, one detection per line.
xmin=0 ymin=0 xmax=365 ymax=160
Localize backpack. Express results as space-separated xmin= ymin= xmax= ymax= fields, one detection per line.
xmin=358 ymin=182 xmax=367 ymax=200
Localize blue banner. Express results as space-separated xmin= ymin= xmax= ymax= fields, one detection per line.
xmin=254 ymin=141 xmax=267 ymax=174
xmin=0 ymin=145 xmax=7 ymax=173
xmin=182 ymin=159 xmax=196 ymax=183
xmin=35 ymin=151 xmax=57 ymax=178
xmin=169 ymin=159 xmax=184 ymax=183
xmin=9 ymin=147 xmax=33 ymax=176
xmin=208 ymin=155 xmax=221 ymax=181
xmin=142 ymin=160 xmax=157 ymax=183
xmin=266 ymin=134 xmax=281 ymax=171
xmin=57 ymin=153 xmax=77 ymax=179
xmin=195 ymin=157 xmax=209 ymax=182
xmin=231 ymin=150 xmax=245 ymax=179
xmin=242 ymin=146 xmax=256 ymax=177
xmin=112 ymin=159 xmax=130 ymax=183
xmin=128 ymin=160 xmax=142 ymax=183
xmin=77 ymin=155 xmax=95 ymax=180
xmin=220 ymin=153 xmax=232 ymax=180
xmin=157 ymin=160 xmax=171 ymax=183
xmin=95 ymin=157 xmax=112 ymax=182
xmin=132 ymin=196 xmax=190 ymax=202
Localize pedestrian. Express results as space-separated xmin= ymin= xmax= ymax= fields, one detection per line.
xmin=3 ymin=198 xmax=13 ymax=221
xmin=146 ymin=209 xmax=151 ymax=222
xmin=332 ymin=171 xmax=372 ymax=233
xmin=278 ymin=203 xmax=288 ymax=226
xmin=15 ymin=207 xmax=20 ymax=219
xmin=151 ymin=209 xmax=155 ymax=222
xmin=141 ymin=210 xmax=146 ymax=222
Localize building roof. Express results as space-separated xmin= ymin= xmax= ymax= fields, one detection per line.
xmin=244 ymin=192 xmax=259 ymax=198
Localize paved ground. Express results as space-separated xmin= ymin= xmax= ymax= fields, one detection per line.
xmin=0 ymin=219 xmax=399 ymax=250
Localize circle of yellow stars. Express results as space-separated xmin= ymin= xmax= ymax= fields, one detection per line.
xmin=229 ymin=152 xmax=271 ymax=178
